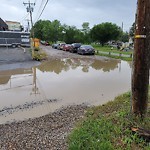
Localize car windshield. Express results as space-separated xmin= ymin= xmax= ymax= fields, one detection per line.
xmin=76 ymin=43 xmax=81 ymax=46
xmin=72 ymin=43 xmax=81 ymax=46
xmin=82 ymin=45 xmax=93 ymax=49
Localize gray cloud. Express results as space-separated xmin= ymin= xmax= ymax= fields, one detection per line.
xmin=0 ymin=0 xmax=137 ymax=31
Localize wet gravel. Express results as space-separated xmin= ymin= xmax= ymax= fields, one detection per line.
xmin=0 ymin=105 xmax=88 ymax=150
xmin=0 ymin=99 xmax=59 ymax=118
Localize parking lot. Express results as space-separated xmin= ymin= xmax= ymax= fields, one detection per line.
xmin=0 ymin=47 xmax=40 ymax=71
xmin=0 ymin=47 xmax=32 ymax=63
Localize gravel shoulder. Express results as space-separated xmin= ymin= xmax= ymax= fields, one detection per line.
xmin=0 ymin=105 xmax=88 ymax=150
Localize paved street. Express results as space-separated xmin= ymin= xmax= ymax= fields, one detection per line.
xmin=0 ymin=47 xmax=32 ymax=63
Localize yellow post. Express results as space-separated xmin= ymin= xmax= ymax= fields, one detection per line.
xmin=33 ymin=38 xmax=40 ymax=48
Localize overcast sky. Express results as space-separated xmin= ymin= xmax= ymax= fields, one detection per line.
xmin=0 ymin=0 xmax=137 ymax=31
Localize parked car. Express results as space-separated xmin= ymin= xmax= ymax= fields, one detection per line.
xmin=52 ymin=43 xmax=59 ymax=49
xmin=57 ymin=43 xmax=66 ymax=50
xmin=77 ymin=45 xmax=95 ymax=55
xmin=41 ymin=40 xmax=50 ymax=46
xmin=62 ymin=44 xmax=72 ymax=51
xmin=70 ymin=43 xmax=81 ymax=53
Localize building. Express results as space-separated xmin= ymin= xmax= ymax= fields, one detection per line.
xmin=5 ymin=20 xmax=21 ymax=31
xmin=0 ymin=18 xmax=8 ymax=31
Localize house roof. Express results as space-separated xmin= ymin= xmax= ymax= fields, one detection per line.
xmin=0 ymin=18 xmax=8 ymax=27
xmin=0 ymin=18 xmax=8 ymax=28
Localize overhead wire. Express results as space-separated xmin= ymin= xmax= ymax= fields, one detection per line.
xmin=20 ymin=12 xmax=30 ymax=22
xmin=33 ymin=0 xmax=46 ymax=23
xmin=36 ymin=0 xmax=49 ymax=22
xmin=20 ymin=12 xmax=30 ymax=28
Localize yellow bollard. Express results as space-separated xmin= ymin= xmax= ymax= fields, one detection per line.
xmin=33 ymin=38 xmax=40 ymax=48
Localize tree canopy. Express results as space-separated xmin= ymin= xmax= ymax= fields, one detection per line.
xmin=90 ymin=22 xmax=122 ymax=46
xmin=33 ymin=20 xmax=125 ymax=44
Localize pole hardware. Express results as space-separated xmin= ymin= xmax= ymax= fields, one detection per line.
xmin=135 ymin=35 xmax=146 ymax=39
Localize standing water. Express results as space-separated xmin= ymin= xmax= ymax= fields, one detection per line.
xmin=0 ymin=58 xmax=132 ymax=124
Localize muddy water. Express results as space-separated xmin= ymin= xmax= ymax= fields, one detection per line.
xmin=0 ymin=58 xmax=132 ymax=124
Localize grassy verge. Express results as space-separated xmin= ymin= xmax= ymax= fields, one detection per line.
xmin=92 ymin=44 xmax=133 ymax=61
xmin=32 ymin=47 xmax=47 ymax=61
xmin=96 ymin=53 xmax=132 ymax=61
xmin=68 ymin=92 xmax=150 ymax=150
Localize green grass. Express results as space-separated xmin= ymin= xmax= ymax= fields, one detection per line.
xmin=96 ymin=53 xmax=132 ymax=61
xmin=68 ymin=92 xmax=150 ymax=150
xmin=92 ymin=44 xmax=133 ymax=61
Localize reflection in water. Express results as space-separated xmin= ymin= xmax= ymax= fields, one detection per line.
xmin=37 ymin=58 xmax=120 ymax=73
xmin=0 ymin=58 xmax=131 ymax=124
xmin=31 ymin=67 xmax=40 ymax=95
xmin=0 ymin=69 xmax=32 ymax=85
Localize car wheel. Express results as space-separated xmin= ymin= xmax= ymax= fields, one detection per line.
xmin=12 ymin=44 xmax=16 ymax=48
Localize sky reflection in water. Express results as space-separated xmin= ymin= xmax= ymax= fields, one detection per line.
xmin=0 ymin=58 xmax=132 ymax=123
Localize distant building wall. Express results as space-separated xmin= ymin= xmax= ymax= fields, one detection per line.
xmin=5 ymin=21 xmax=21 ymax=31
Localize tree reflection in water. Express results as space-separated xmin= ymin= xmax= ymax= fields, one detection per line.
xmin=37 ymin=58 xmax=121 ymax=74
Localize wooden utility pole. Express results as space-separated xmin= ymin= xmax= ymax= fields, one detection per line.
xmin=132 ymin=0 xmax=150 ymax=116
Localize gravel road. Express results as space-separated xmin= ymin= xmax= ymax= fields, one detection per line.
xmin=41 ymin=45 xmax=109 ymax=61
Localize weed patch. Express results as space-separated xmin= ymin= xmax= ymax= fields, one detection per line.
xmin=68 ymin=92 xmax=150 ymax=150
xmin=32 ymin=47 xmax=47 ymax=61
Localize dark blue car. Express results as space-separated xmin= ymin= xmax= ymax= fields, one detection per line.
xmin=77 ymin=45 xmax=95 ymax=55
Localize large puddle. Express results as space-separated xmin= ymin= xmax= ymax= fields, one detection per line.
xmin=0 ymin=58 xmax=132 ymax=124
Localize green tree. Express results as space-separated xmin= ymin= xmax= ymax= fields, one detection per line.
xmin=82 ymin=22 xmax=90 ymax=34
xmin=33 ymin=20 xmax=45 ymax=40
xmin=90 ymin=22 xmax=122 ymax=46
xmin=129 ymin=22 xmax=135 ymax=42
xmin=33 ymin=19 xmax=63 ymax=42
xmin=129 ymin=22 xmax=135 ymax=37
xmin=120 ymin=32 xmax=129 ymax=43
xmin=41 ymin=20 xmax=52 ymax=41
xmin=81 ymin=22 xmax=91 ymax=43
xmin=62 ymin=25 xmax=83 ymax=43
xmin=50 ymin=20 xmax=62 ymax=42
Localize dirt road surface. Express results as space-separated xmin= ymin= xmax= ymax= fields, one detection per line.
xmin=41 ymin=45 xmax=109 ymax=61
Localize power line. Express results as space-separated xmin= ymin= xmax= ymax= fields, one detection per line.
xmin=20 ymin=12 xmax=30 ymax=23
xmin=36 ymin=0 xmax=49 ymax=22
xmin=34 ymin=0 xmax=46 ymax=23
